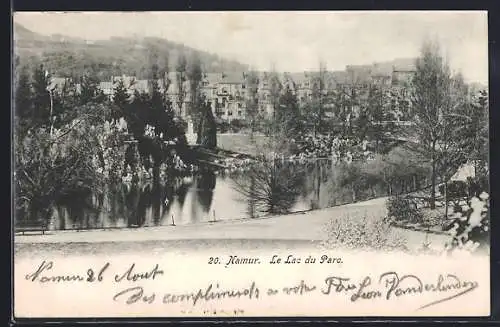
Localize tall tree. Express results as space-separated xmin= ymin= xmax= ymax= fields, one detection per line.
xmin=268 ymin=68 xmax=283 ymax=135
xmin=197 ymin=100 xmax=217 ymax=149
xmin=79 ymin=72 xmax=105 ymax=105
xmin=469 ymin=89 xmax=489 ymax=176
xmin=363 ymin=84 xmax=395 ymax=152
xmin=113 ymin=78 xmax=131 ymax=114
xmin=14 ymin=66 xmax=32 ymax=132
xmin=245 ymin=70 xmax=260 ymax=139
xmin=277 ymin=86 xmax=302 ymax=139
xmin=159 ymin=55 xmax=172 ymax=107
xmin=31 ymin=64 xmax=51 ymax=129
xmin=408 ymin=40 xmax=461 ymax=209
xmin=127 ymin=63 xmax=185 ymax=185
xmin=50 ymin=77 xmax=80 ymax=128
xmin=308 ymin=61 xmax=327 ymax=137
xmin=187 ymin=54 xmax=203 ymax=132
xmin=175 ymin=54 xmax=188 ymax=117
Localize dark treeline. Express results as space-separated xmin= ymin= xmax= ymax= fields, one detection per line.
xmin=13 ymin=48 xmax=219 ymax=226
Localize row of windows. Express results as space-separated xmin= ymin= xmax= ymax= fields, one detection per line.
xmin=215 ymin=110 xmax=243 ymax=116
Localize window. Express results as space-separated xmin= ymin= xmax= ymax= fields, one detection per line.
xmin=238 ymin=103 xmax=242 ymax=109
xmin=238 ymin=111 xmax=242 ymax=116
xmin=242 ymin=84 xmax=246 ymax=89
xmin=222 ymin=87 xmax=228 ymax=94
xmin=227 ymin=111 xmax=233 ymax=116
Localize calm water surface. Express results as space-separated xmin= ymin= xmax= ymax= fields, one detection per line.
xmin=44 ymin=162 xmax=341 ymax=231
xmin=19 ymin=160 xmax=394 ymax=231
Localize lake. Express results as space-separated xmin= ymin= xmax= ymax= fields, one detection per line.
xmin=30 ymin=160 xmax=364 ymax=231
xmin=17 ymin=159 xmax=397 ymax=231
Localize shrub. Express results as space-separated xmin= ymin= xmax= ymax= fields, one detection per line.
xmin=323 ymin=212 xmax=408 ymax=252
xmin=386 ymin=196 xmax=424 ymax=224
xmin=466 ymin=175 xmax=489 ymax=197
xmin=444 ymin=192 xmax=489 ymax=254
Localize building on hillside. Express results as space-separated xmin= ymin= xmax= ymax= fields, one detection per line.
xmin=212 ymin=72 xmax=247 ymax=121
xmin=48 ymin=58 xmax=420 ymax=124
xmin=256 ymin=72 xmax=276 ymax=117
xmin=288 ymin=72 xmax=312 ymax=105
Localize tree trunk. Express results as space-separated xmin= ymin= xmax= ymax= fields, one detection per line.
xmin=444 ymin=181 xmax=449 ymax=220
xmin=316 ymin=161 xmax=321 ymax=207
xmin=430 ymin=149 xmax=436 ymax=210
xmin=249 ymin=120 xmax=255 ymax=142
xmin=152 ymin=161 xmax=160 ymax=187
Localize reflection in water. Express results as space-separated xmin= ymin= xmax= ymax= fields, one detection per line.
xmin=196 ymin=170 xmax=216 ymax=214
xmin=45 ymin=171 xmax=219 ymax=230
xmin=230 ymin=159 xmax=307 ymax=215
xmin=35 ymin=160 xmax=372 ymax=231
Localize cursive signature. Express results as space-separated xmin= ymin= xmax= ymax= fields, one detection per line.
xmin=379 ymin=272 xmax=479 ymax=310
xmin=322 ymin=272 xmax=479 ymax=310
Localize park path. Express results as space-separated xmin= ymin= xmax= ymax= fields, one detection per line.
xmin=15 ymin=196 xmax=450 ymax=249
xmin=15 ymin=197 xmax=389 ymax=244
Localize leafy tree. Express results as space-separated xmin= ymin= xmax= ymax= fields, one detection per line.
xmin=276 ymin=86 xmax=303 ymax=139
xmin=125 ymin=63 xmax=187 ymax=185
xmin=112 ymin=78 xmax=131 ymax=118
xmin=50 ymin=78 xmax=81 ymax=128
xmin=15 ymin=103 xmax=110 ymax=226
xmin=408 ymin=41 xmax=459 ymax=209
xmin=197 ymin=99 xmax=217 ymax=149
xmin=331 ymin=86 xmax=352 ymax=137
xmin=470 ymin=89 xmax=489 ymax=175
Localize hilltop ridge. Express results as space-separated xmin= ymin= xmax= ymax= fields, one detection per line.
xmin=13 ymin=22 xmax=250 ymax=79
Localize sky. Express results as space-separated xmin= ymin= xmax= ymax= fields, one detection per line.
xmin=14 ymin=11 xmax=488 ymax=84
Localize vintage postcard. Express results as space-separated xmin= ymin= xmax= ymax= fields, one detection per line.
xmin=12 ymin=11 xmax=490 ymax=318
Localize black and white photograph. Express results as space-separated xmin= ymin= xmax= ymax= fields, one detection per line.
xmin=12 ymin=11 xmax=490 ymax=318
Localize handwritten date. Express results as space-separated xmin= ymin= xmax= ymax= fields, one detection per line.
xmin=25 ymin=260 xmax=110 ymax=283
xmin=25 ymin=261 xmax=163 ymax=284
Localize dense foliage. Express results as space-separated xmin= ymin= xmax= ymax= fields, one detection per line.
xmin=14 ymin=61 xmax=188 ymax=226
xmin=386 ymin=196 xmax=424 ymax=224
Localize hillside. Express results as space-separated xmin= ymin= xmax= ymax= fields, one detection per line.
xmin=13 ymin=22 xmax=249 ymax=79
